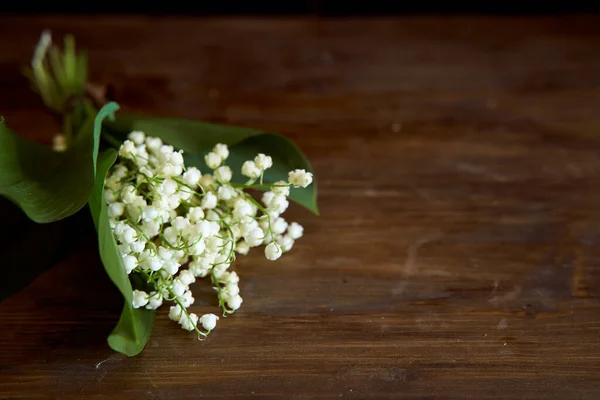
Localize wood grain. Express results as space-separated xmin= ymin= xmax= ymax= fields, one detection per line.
xmin=1 ymin=15 xmax=600 ymax=399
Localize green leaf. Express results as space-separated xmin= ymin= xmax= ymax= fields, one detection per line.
xmin=104 ymin=114 xmax=319 ymax=215
xmin=88 ymin=104 xmax=155 ymax=356
xmin=0 ymin=112 xmax=96 ymax=223
xmin=89 ymin=149 xmax=155 ymax=357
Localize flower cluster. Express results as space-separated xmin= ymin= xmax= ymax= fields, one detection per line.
xmin=104 ymin=131 xmax=313 ymax=337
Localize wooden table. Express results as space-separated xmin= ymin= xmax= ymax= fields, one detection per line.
xmin=1 ymin=15 xmax=600 ymax=399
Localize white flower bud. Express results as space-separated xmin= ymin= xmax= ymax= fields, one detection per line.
xmin=178 ymin=269 xmax=196 ymax=286
xmin=183 ymin=167 xmax=201 ymax=186
xmin=112 ymin=164 xmax=128 ymax=179
xmin=205 ymin=210 xmax=220 ymax=221
xmin=145 ymin=136 xmax=163 ymax=151
xmin=105 ymin=176 xmax=120 ymax=190
xmin=144 ymin=256 xmax=164 ymax=271
xmin=213 ymin=143 xmax=229 ymax=160
xmin=220 ymin=271 xmax=240 ymax=284
xmin=118 ymin=243 xmax=131 ymax=255
xmin=132 ymin=290 xmax=149 ymax=308
xmin=235 ymin=240 xmax=250 ymax=255
xmin=233 ymin=200 xmax=253 ymax=220
xmin=205 ymin=152 xmax=222 ymax=169
xmin=170 ymin=151 xmax=184 ymax=166
xmin=145 ymin=291 xmax=163 ymax=310
xmin=189 ymin=239 xmax=206 ymax=256
xmin=130 ymin=241 xmax=145 ymax=253
xmin=245 ymin=227 xmax=265 ymax=247
xmin=172 ymin=279 xmax=187 ymax=296
xmin=194 ymin=220 xmax=214 ymax=237
xmin=206 ymin=236 xmax=224 ymax=254
xmin=212 ymin=263 xmax=230 ymax=280
xmin=269 ymin=195 xmax=289 ymax=214
xmin=217 ymin=185 xmax=236 ymax=201
xmin=171 ymin=216 xmax=191 ymax=233
xmin=272 ymin=180 xmax=290 ymax=196
xmin=265 ymin=242 xmax=282 ymax=260
xmin=141 ymin=221 xmax=160 ymax=238
xmin=187 ymin=207 xmax=205 ymax=223
xmin=126 ymin=204 xmax=142 ymax=223
xmin=135 ymin=146 xmax=149 ymax=164
xmin=272 ymin=217 xmax=288 ymax=235
xmin=160 ymin=179 xmax=178 ymax=196
xmin=121 ymin=185 xmax=137 ymax=204
xmin=227 ymin=294 xmax=243 ymax=311
xmin=189 ymin=258 xmax=211 ymax=277
xmin=104 ymin=189 xmax=118 ymax=204
xmin=168 ymin=305 xmax=182 ymax=321
xmin=160 ymin=164 xmax=180 ymax=177
xmin=159 ymin=144 xmax=174 ymax=155
xmin=254 ymin=153 xmax=273 ymax=170
xmin=262 ymin=191 xmax=275 ymax=207
xmin=288 ymin=169 xmax=313 ymax=188
xmin=223 ymin=282 xmax=240 ymax=298
xmin=158 ymin=246 xmax=174 ymax=261
xmin=276 ymin=234 xmax=295 ymax=252
xmin=215 ymin=166 xmax=232 ymax=183
xmin=180 ymin=312 xmax=198 ymax=331
xmin=287 ymin=222 xmax=304 ymax=239
xmin=141 ymin=206 xmax=158 ymax=222
xmin=178 ymin=187 xmax=193 ymax=201
xmin=139 ymin=166 xmax=154 ymax=178
xmin=163 ymin=260 xmax=180 ymax=275
xmin=119 ymin=140 xmax=137 ymax=159
xmin=163 ymin=226 xmax=179 ymax=245
xmin=241 ymin=160 xmax=261 ymax=179
xmin=128 ymin=131 xmax=146 ymax=145
xmin=168 ymin=194 xmax=181 ymax=210
xmin=108 ymin=202 xmax=125 ymax=219
xmin=174 ymin=249 xmax=185 ymax=260
xmin=114 ymin=221 xmax=128 ymax=236
xmin=210 ymin=222 xmax=221 ymax=236
xmin=230 ymin=224 xmax=242 ymax=239
xmin=199 ymin=174 xmax=215 ymax=190
xmin=179 ymin=290 xmax=195 ymax=308
xmin=262 ymin=231 xmax=275 ymax=246
xmin=120 ymin=226 xmax=137 ymax=244
xmin=201 ymin=192 xmax=217 ymax=209
xmin=240 ymin=218 xmax=259 ymax=237
xmin=199 ymin=313 xmax=219 ymax=331
xmin=122 ymin=255 xmax=138 ymax=274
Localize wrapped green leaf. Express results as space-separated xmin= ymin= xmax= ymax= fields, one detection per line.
xmin=0 ymin=109 xmax=95 ymax=223
xmin=89 ymin=104 xmax=155 ymax=356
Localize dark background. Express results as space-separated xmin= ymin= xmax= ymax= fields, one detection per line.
xmin=2 ymin=1 xmax=600 ymax=15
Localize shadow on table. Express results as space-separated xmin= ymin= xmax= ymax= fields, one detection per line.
xmin=0 ymin=199 xmax=125 ymax=368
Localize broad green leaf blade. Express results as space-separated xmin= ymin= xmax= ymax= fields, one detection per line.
xmin=104 ymin=114 xmax=318 ymax=215
xmin=0 ymin=114 xmax=95 ymax=223
xmin=105 ymin=113 xmax=262 ymax=151
xmin=90 ymin=149 xmax=155 ymax=357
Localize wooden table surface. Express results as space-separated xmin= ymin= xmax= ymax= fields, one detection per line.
xmin=1 ymin=15 xmax=600 ymax=399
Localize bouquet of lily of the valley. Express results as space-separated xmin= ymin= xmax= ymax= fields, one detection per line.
xmin=0 ymin=32 xmax=318 ymax=356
